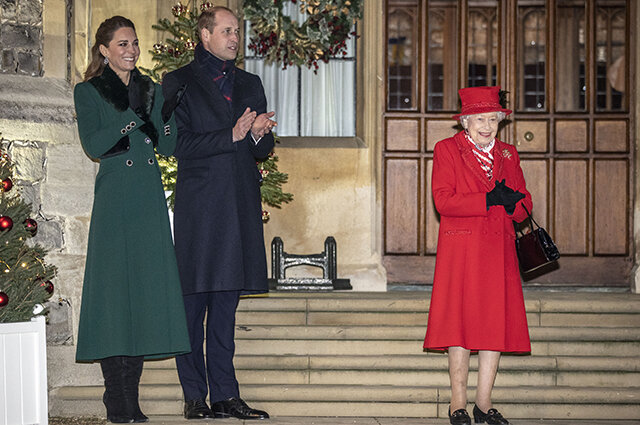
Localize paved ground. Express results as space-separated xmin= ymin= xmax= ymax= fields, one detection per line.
xmin=100 ymin=417 xmax=640 ymax=425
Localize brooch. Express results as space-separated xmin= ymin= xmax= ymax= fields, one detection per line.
xmin=502 ymin=149 xmax=512 ymax=159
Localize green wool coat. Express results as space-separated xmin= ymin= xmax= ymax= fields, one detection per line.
xmin=74 ymin=66 xmax=190 ymax=362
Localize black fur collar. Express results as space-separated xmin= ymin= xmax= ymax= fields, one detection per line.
xmin=89 ymin=66 xmax=155 ymax=117
xmin=89 ymin=66 xmax=159 ymax=148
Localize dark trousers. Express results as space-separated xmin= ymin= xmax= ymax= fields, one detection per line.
xmin=176 ymin=290 xmax=241 ymax=403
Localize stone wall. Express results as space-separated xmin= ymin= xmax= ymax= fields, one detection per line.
xmin=1 ymin=0 xmax=44 ymax=75
xmin=0 ymin=72 xmax=101 ymax=387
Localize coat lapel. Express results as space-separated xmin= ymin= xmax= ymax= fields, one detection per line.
xmin=231 ymin=71 xmax=249 ymax=121
xmin=491 ymin=143 xmax=506 ymax=182
xmin=455 ymin=132 xmax=495 ymax=191
xmin=190 ymin=61 xmax=233 ymax=119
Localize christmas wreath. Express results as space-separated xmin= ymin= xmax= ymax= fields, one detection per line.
xmin=244 ymin=0 xmax=363 ymax=70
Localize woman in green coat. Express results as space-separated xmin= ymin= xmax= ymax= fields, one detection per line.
xmin=74 ymin=16 xmax=190 ymax=423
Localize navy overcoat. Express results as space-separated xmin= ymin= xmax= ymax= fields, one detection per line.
xmin=162 ymin=60 xmax=274 ymax=295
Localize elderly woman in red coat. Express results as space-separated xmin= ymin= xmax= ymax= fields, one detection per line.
xmin=424 ymin=86 xmax=532 ymax=425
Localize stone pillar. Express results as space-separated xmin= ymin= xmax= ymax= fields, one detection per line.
xmin=633 ymin=2 xmax=640 ymax=294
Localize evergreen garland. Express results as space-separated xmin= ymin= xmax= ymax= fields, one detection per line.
xmin=0 ymin=140 xmax=57 ymax=323
xmin=141 ymin=1 xmax=293 ymax=219
xmin=244 ymin=0 xmax=363 ymax=71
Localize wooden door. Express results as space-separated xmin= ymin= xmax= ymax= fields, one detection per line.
xmin=383 ymin=0 xmax=635 ymax=287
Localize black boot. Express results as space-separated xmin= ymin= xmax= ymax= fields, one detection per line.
xmin=100 ymin=356 xmax=133 ymax=423
xmin=123 ymin=356 xmax=148 ymax=423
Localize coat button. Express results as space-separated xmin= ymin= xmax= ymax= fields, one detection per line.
xmin=125 ymin=124 xmax=132 ymax=131
xmin=148 ymin=158 xmax=154 ymax=165
xmin=144 ymin=137 xmax=151 ymax=144
xmin=126 ymin=159 xmax=133 ymax=167
xmin=121 ymin=128 xmax=127 ymax=134
xmin=130 ymin=121 xmax=136 ymax=127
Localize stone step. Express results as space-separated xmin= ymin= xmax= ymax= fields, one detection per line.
xmin=231 ymin=338 xmax=639 ymax=357
xmin=235 ymin=293 xmax=640 ymax=328
xmin=51 ymin=385 xmax=640 ymax=420
xmin=143 ymin=354 xmax=640 ymax=371
xmin=139 ymin=355 xmax=640 ymax=388
xmin=237 ymin=293 xmax=640 ymax=314
xmin=230 ymin=325 xmax=640 ymax=341
xmin=48 ymin=292 xmax=640 ymax=421
xmin=237 ymin=310 xmax=640 ymax=328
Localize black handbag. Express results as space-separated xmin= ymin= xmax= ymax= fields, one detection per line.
xmin=515 ymin=206 xmax=560 ymax=273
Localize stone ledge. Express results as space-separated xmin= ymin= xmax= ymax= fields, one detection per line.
xmin=0 ymin=74 xmax=74 ymax=123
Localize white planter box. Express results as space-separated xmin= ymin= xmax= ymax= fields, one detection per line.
xmin=0 ymin=316 xmax=48 ymax=425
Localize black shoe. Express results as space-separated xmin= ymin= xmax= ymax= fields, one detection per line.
xmin=212 ymin=397 xmax=269 ymax=420
xmin=184 ymin=399 xmax=214 ymax=419
xmin=448 ymin=407 xmax=471 ymax=425
xmin=473 ymin=405 xmax=510 ymax=425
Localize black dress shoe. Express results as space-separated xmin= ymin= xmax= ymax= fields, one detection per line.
xmin=212 ymin=397 xmax=269 ymax=420
xmin=184 ymin=399 xmax=213 ymax=419
xmin=473 ymin=405 xmax=510 ymax=425
xmin=448 ymin=407 xmax=471 ymax=425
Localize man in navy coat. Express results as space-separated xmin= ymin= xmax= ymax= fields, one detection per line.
xmin=162 ymin=6 xmax=275 ymax=420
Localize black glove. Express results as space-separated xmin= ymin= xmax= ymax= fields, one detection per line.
xmin=161 ymin=83 xmax=187 ymax=123
xmin=486 ymin=179 xmax=525 ymax=214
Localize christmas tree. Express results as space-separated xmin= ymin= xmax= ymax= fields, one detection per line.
xmin=140 ymin=1 xmax=293 ymax=219
xmin=0 ymin=142 xmax=57 ymax=323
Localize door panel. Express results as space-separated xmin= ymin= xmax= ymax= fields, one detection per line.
xmin=383 ymin=0 xmax=635 ymax=287
xmin=385 ymin=158 xmax=420 ymax=254
xmin=386 ymin=118 xmax=421 ymax=151
xmin=594 ymin=120 xmax=627 ymax=152
xmin=593 ymin=159 xmax=628 ymax=255
xmin=555 ymin=160 xmax=588 ymax=255
xmin=515 ymin=120 xmax=548 ymax=152
xmin=521 ymin=160 xmax=549 ymax=228
xmin=556 ymin=120 xmax=588 ymax=152
xmin=426 ymin=120 xmax=458 ymax=151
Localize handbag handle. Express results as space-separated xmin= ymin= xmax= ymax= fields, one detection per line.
xmin=515 ymin=205 xmax=540 ymax=237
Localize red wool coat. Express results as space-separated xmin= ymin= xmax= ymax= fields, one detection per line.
xmin=424 ymin=131 xmax=532 ymax=353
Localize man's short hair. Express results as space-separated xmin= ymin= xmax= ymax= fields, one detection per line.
xmin=197 ymin=6 xmax=237 ymax=36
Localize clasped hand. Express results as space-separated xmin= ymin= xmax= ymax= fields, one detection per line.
xmin=486 ymin=179 xmax=525 ymax=214
xmin=232 ymin=107 xmax=277 ymax=142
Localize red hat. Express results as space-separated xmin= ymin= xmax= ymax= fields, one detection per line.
xmin=452 ymin=86 xmax=512 ymax=120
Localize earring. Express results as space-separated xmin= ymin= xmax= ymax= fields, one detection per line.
xmin=103 ymin=57 xmax=109 ymax=65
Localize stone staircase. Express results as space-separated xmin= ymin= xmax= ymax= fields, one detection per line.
xmin=50 ymin=291 xmax=640 ymax=420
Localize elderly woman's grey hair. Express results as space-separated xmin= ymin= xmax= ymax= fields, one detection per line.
xmin=459 ymin=111 xmax=507 ymax=129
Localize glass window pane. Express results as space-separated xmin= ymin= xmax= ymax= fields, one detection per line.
xmin=387 ymin=1 xmax=418 ymax=111
xmin=244 ymin=2 xmax=357 ymax=138
xmin=555 ymin=0 xmax=586 ymax=111
xmin=595 ymin=3 xmax=626 ymax=111
xmin=467 ymin=5 xmax=498 ymax=88
xmin=517 ymin=4 xmax=546 ymax=111
xmin=428 ymin=1 xmax=459 ymax=111
xmin=300 ymin=60 xmax=356 ymax=137
xmin=244 ymin=59 xmax=299 ymax=137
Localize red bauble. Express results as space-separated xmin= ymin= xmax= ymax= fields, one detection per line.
xmin=40 ymin=280 xmax=54 ymax=295
xmin=0 ymin=291 xmax=8 ymax=307
xmin=2 ymin=177 xmax=12 ymax=192
xmin=0 ymin=216 xmax=13 ymax=231
xmin=24 ymin=218 xmax=38 ymax=236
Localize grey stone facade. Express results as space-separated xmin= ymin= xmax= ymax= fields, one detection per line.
xmin=0 ymin=73 xmax=98 ymax=387
xmin=1 ymin=0 xmax=44 ymax=76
